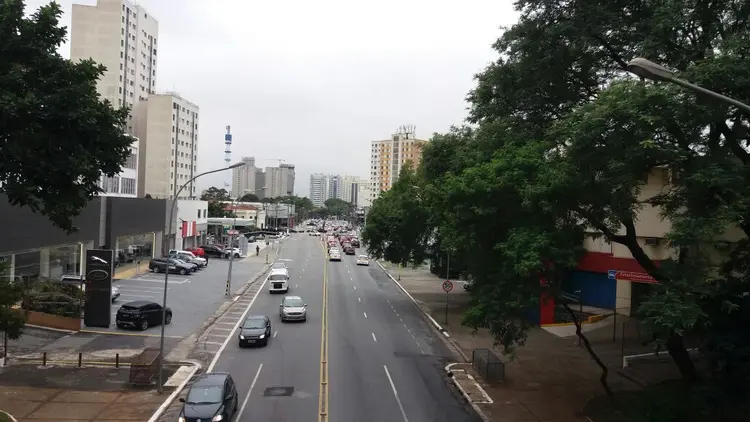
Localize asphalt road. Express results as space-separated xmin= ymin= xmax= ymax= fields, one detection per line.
xmin=87 ymin=257 xmax=268 ymax=338
xmin=209 ymin=234 xmax=478 ymax=422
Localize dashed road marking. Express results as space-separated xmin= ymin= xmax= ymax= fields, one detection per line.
xmin=364 ymin=312 xmax=368 ymax=319
xmin=358 ymin=297 xmax=361 ymax=303
xmin=372 ymin=333 xmax=377 ymax=342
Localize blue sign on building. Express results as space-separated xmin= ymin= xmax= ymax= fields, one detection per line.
xmin=607 ymin=269 xmax=617 ymax=280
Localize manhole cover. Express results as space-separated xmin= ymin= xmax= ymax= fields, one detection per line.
xmin=264 ymin=386 xmax=294 ymax=397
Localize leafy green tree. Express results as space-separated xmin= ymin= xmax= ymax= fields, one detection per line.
xmin=323 ymin=198 xmax=354 ymax=218
xmin=239 ymin=193 xmax=259 ymax=202
xmin=0 ymin=263 xmax=25 ymax=341
xmin=200 ymin=186 xmax=232 ymax=218
xmin=361 ymin=163 xmax=431 ymax=267
xmin=0 ymin=0 xmax=133 ymax=233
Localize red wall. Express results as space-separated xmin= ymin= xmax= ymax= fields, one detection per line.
xmin=538 ymin=252 xmax=661 ymax=325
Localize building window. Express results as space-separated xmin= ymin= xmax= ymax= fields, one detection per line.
xmin=121 ymin=177 xmax=136 ymax=195
xmin=124 ymin=152 xmax=137 ymax=169
xmin=102 ymin=176 xmax=120 ymax=193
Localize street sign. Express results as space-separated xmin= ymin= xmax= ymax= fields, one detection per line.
xmin=227 ymin=229 xmax=239 ymax=235
xmin=442 ymin=280 xmax=453 ymax=293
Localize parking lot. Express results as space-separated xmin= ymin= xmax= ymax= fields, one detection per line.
xmin=85 ymin=256 xmax=270 ymax=339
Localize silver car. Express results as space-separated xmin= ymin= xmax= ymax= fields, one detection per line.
xmin=279 ymin=296 xmax=307 ymax=322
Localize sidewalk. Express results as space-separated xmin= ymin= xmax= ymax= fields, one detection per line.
xmin=376 ymin=261 xmax=642 ymax=422
xmin=0 ymin=365 xmax=174 ymax=421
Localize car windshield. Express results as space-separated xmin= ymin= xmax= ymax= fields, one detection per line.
xmin=243 ymin=318 xmax=265 ymax=329
xmin=359 ymin=255 xmax=368 ymax=259
xmin=283 ymin=298 xmax=304 ymax=307
xmin=269 ymin=274 xmax=287 ymax=280
xmin=185 ymin=385 xmax=223 ymax=404
xmin=272 ymin=263 xmax=286 ymax=269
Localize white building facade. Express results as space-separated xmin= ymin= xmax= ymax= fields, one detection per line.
xmin=309 ymin=173 xmax=328 ymax=207
xmin=264 ymin=164 xmax=295 ymax=198
xmin=168 ymin=200 xmax=208 ymax=250
xmin=99 ymin=135 xmax=139 ymax=197
xmin=135 ymin=93 xmax=200 ymax=199
xmin=231 ymin=157 xmax=258 ymax=199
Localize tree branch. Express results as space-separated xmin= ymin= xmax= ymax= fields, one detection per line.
xmin=562 ymin=302 xmax=613 ymax=399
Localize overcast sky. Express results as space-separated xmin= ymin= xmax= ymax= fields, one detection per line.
xmin=26 ymin=0 xmax=518 ymax=197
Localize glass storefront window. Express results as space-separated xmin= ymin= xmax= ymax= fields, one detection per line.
xmin=14 ymin=250 xmax=41 ymax=282
xmin=115 ymin=233 xmax=154 ymax=267
xmin=48 ymin=244 xmax=81 ymax=280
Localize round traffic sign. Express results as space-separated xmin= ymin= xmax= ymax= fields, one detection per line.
xmin=442 ymin=280 xmax=453 ymax=293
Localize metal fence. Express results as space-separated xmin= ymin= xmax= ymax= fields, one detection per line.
xmin=471 ymin=348 xmax=505 ymax=383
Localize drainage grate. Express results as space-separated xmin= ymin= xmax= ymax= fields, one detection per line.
xmin=264 ymin=386 xmax=294 ymax=397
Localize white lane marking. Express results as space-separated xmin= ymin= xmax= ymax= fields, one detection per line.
xmin=353 ymin=286 xmax=357 ymax=290
xmin=349 ymin=276 xmax=353 ymax=281
xmin=204 ymin=341 xmax=224 ymax=346
xmin=372 ymin=332 xmax=377 ymax=342
xmin=296 ymin=284 xmax=299 ymax=288
xmin=358 ymin=297 xmax=361 ymax=303
xmin=364 ymin=312 xmax=368 ymax=319
xmin=273 ymin=330 xmax=278 ymax=338
xmin=384 ymin=365 xmax=410 ymax=422
xmin=207 ymin=276 xmax=270 ymax=372
xmin=211 ymin=327 xmax=232 ymax=331
xmin=233 ymin=296 xmax=239 ymax=302
xmin=236 ymin=364 xmax=263 ymax=420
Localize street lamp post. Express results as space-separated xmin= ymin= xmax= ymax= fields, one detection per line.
xmin=225 ymin=187 xmax=265 ymax=297
xmin=627 ymin=57 xmax=750 ymax=114
xmin=157 ymin=161 xmax=246 ymax=394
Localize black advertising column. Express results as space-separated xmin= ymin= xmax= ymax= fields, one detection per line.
xmin=83 ymin=249 xmax=115 ymax=328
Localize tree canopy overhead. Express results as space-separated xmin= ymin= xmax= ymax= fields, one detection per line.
xmin=0 ymin=0 xmax=134 ymax=233
xmin=362 ymin=0 xmax=750 ymax=411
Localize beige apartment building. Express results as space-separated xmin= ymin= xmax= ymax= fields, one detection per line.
xmin=135 ymin=93 xmax=200 ymax=199
xmin=565 ymin=167 xmax=746 ymax=318
xmin=369 ymin=127 xmax=428 ymax=201
xmin=231 ymin=157 xmax=258 ymax=199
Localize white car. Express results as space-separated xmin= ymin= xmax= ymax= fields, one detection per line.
xmin=329 ymin=250 xmax=342 ymax=262
xmin=356 ymin=255 xmax=369 ymax=266
xmin=267 ymin=269 xmax=290 ymax=293
xmin=168 ymin=249 xmax=207 ymax=267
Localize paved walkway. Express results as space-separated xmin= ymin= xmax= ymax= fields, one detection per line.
xmin=377 ymin=261 xmax=642 ymax=422
xmin=0 ymin=366 xmax=172 ymax=421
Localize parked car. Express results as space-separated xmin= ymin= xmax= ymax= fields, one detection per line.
xmin=279 ymin=295 xmax=307 ymax=322
xmin=115 ymin=300 xmax=172 ymax=330
xmin=179 ymin=373 xmax=238 ymax=422
xmin=199 ymin=244 xmax=226 ymax=258
xmin=148 ymin=258 xmax=193 ymax=275
xmin=168 ymin=249 xmax=207 ymax=267
xmin=238 ymin=315 xmax=272 ymax=347
xmin=185 ymin=247 xmax=205 ymax=257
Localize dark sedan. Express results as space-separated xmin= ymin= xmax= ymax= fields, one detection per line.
xmin=179 ymin=372 xmax=238 ymax=422
xmin=238 ymin=315 xmax=271 ymax=347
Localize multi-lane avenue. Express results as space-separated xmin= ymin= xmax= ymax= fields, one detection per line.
xmin=208 ymin=233 xmax=479 ymax=422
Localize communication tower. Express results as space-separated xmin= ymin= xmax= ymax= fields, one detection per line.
xmin=224 ymin=126 xmax=232 ymax=189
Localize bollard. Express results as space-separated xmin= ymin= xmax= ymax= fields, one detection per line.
xmin=78 ymin=352 xmax=82 ymax=367
xmin=115 ymin=353 xmax=119 ymax=368
xmin=42 ymin=352 xmax=47 ymax=366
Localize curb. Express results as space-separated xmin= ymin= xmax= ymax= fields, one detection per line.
xmin=374 ymin=259 xmax=470 ymax=362
xmin=147 ymin=360 xmax=202 ymax=422
xmin=445 ymin=363 xmax=492 ymax=422
xmin=0 ymin=411 xmax=18 ymax=422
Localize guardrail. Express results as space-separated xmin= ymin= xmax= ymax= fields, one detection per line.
xmin=13 ymin=352 xmax=131 ymax=368
xmin=471 ymin=348 xmax=505 ymax=383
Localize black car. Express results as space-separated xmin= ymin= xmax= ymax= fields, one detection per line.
xmin=115 ymin=300 xmax=172 ymax=330
xmin=148 ymin=258 xmax=193 ymax=275
xmin=238 ymin=315 xmax=272 ymax=347
xmin=179 ymin=372 xmax=238 ymax=422
xmin=199 ymin=244 xmax=227 ymax=258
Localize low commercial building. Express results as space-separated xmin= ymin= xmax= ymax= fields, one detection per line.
xmin=165 ymin=199 xmax=208 ymax=250
xmin=0 ymin=195 xmax=168 ymax=281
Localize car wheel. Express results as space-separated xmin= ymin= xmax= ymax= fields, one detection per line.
xmin=165 ymin=313 xmax=172 ymax=324
xmin=302 ymin=317 xmax=307 ymax=322
xmin=234 ymin=253 xmax=240 ymax=258
xmin=262 ymin=338 xmax=269 ymax=346
xmin=140 ymin=320 xmax=149 ymax=330
xmin=179 ymin=268 xmax=187 ymax=275
xmin=238 ymin=341 xmax=243 ymax=348
xmin=153 ymin=267 xmax=160 ymax=273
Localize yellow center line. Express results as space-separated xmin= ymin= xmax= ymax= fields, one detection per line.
xmin=318 ymin=239 xmax=330 ymax=422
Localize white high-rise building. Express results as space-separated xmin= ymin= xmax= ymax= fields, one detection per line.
xmin=231 ymin=157 xmax=257 ymax=199
xmin=309 ymin=173 xmax=328 ymax=207
xmin=264 ymin=164 xmax=295 ymax=198
xmin=134 ymin=93 xmax=199 ymax=199
xmin=358 ymin=180 xmax=373 ymax=208
xmin=340 ymin=175 xmax=361 ymax=204
xmin=71 ymin=0 xmax=159 ymax=197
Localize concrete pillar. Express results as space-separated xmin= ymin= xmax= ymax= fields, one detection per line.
xmin=154 ymin=231 xmax=163 ymax=257
xmin=39 ymin=248 xmax=50 ymax=280
xmin=615 ymin=279 xmax=632 ymax=316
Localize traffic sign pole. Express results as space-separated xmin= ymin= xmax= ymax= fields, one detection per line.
xmin=442 ymin=279 xmax=453 ymax=325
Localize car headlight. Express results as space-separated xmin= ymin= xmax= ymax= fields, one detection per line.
xmin=239 ymin=335 xmax=245 ymax=340
xmin=259 ymin=334 xmax=265 ymax=339
xmin=178 ymin=417 xmax=185 ymax=422
xmin=212 ymin=415 xmax=224 ymax=421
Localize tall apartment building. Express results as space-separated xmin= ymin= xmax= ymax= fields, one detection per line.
xmin=264 ymin=164 xmax=295 ymax=198
xmin=231 ymin=157 xmax=258 ymax=198
xmin=309 ymin=173 xmax=328 ymax=207
xmin=71 ymin=0 xmax=158 ymax=197
xmin=135 ymin=93 xmax=200 ymax=199
xmin=255 ymin=169 xmax=266 ymax=199
xmin=369 ymin=126 xmax=427 ymax=200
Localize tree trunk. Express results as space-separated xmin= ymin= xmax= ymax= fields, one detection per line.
xmin=666 ymin=334 xmax=698 ymax=381
xmin=563 ymin=302 xmax=613 ymax=398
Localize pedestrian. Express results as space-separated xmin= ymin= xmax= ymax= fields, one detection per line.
xmin=256 ymin=245 xmax=260 ymax=256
